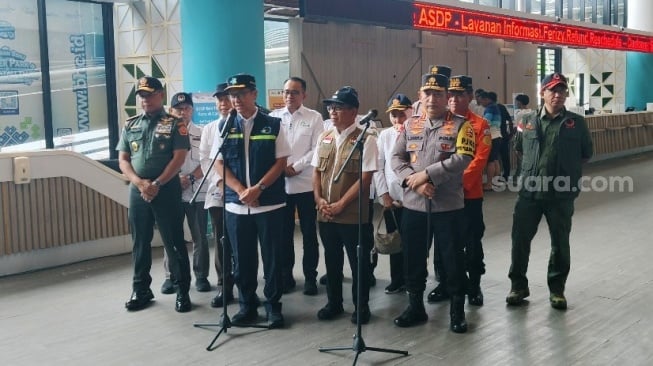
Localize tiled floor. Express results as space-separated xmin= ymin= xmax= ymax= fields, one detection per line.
xmin=1 ymin=152 xmax=652 ymax=365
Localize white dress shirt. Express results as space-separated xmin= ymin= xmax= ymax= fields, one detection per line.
xmin=373 ymin=126 xmax=403 ymax=203
xmin=213 ymin=109 xmax=292 ymax=215
xmin=269 ymin=105 xmax=324 ymax=194
xmin=199 ymin=116 xmax=227 ymax=209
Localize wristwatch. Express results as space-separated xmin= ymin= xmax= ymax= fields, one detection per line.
xmin=152 ymin=179 xmax=161 ymax=187
xmin=258 ymin=183 xmax=267 ymax=191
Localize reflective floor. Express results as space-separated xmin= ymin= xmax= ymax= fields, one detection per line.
xmin=2 ymin=152 xmax=653 ymax=366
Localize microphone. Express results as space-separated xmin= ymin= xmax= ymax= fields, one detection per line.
xmin=358 ymin=109 xmax=378 ymax=125
xmin=220 ymin=109 xmax=237 ymax=139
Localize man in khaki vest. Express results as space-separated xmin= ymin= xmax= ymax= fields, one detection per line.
xmin=311 ymin=86 xmax=378 ymax=324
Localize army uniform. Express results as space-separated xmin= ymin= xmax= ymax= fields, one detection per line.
xmin=117 ymin=108 xmax=192 ymax=306
xmin=509 ymin=105 xmax=592 ymax=302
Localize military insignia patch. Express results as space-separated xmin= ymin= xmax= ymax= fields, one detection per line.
xmin=564 ymin=119 xmax=575 ymax=128
xmin=131 ymin=141 xmax=139 ymax=152
xmin=177 ymin=123 xmax=188 ymax=136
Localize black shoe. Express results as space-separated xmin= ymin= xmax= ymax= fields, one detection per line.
xmin=232 ymin=308 xmax=258 ymax=325
xmin=393 ymin=305 xmax=428 ymax=327
xmin=319 ymin=274 xmax=327 ymax=285
xmin=351 ymin=304 xmax=371 ymax=324
xmin=303 ymin=280 xmax=318 ymax=296
xmin=384 ymin=282 xmax=406 ymax=294
xmin=368 ymin=273 xmax=376 ymax=287
xmin=125 ymin=289 xmax=154 ymax=311
xmin=317 ymin=303 xmax=344 ymax=321
xmin=175 ymin=293 xmax=191 ymax=312
xmin=160 ymin=279 xmax=175 ymax=295
xmin=282 ymin=275 xmax=296 ymax=294
xmin=427 ymin=285 xmax=450 ymax=303
xmin=265 ymin=303 xmax=285 ymax=329
xmin=195 ymin=278 xmax=211 ymax=292
xmin=210 ymin=289 xmax=234 ymax=308
xmin=468 ymin=289 xmax=484 ymax=306
xmin=450 ymin=312 xmax=468 ymax=333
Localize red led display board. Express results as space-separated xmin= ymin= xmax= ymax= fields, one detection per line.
xmin=413 ymin=2 xmax=653 ymax=53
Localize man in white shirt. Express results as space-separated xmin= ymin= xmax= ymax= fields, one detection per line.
xmin=270 ymin=77 xmax=324 ymax=296
xmin=199 ymin=82 xmax=236 ymax=308
xmin=214 ymin=74 xmax=291 ymax=329
xmin=162 ymin=92 xmax=211 ymax=294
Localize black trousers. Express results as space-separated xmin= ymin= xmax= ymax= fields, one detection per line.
xmin=128 ymin=177 xmax=191 ymax=294
xmin=318 ymin=222 xmax=371 ymax=307
xmin=282 ymin=191 xmax=319 ymax=281
xmin=208 ymin=206 xmax=232 ymax=289
xmin=401 ymin=208 xmax=466 ymax=296
xmin=383 ymin=208 xmax=404 ymax=284
xmin=500 ymin=137 xmax=512 ymax=179
xmin=464 ymin=198 xmax=486 ymax=283
xmin=226 ymin=207 xmax=284 ymax=310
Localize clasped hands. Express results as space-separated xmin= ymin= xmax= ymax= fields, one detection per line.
xmin=405 ymin=170 xmax=435 ymax=199
xmin=139 ymin=179 xmax=159 ymax=203
xmin=238 ymin=186 xmax=261 ymax=207
xmin=316 ymin=198 xmax=343 ymax=221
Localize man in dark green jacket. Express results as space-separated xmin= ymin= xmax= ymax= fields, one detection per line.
xmin=506 ymin=72 xmax=593 ymax=310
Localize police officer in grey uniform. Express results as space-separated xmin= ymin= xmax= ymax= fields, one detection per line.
xmin=117 ymin=76 xmax=192 ymax=313
xmin=391 ymin=72 xmax=476 ymax=333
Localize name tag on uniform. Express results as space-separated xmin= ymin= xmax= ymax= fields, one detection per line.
xmin=322 ymin=136 xmax=333 ymax=144
xmin=155 ymin=123 xmax=172 ymax=134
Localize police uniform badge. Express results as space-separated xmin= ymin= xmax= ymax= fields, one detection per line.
xmin=177 ymin=121 xmax=188 ymax=136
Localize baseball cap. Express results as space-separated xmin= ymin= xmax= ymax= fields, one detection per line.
xmin=170 ymin=92 xmax=193 ymax=108
xmin=323 ymin=86 xmax=360 ymax=108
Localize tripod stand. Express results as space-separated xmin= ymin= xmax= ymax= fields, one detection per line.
xmin=191 ymin=112 xmax=268 ymax=351
xmin=318 ymin=120 xmax=408 ymax=365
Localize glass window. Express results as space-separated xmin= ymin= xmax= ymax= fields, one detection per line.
xmin=530 ymin=0 xmax=543 ymax=14
xmin=544 ymin=0 xmax=557 ymax=17
xmin=585 ymin=0 xmax=594 ymax=22
xmin=46 ymin=0 xmax=108 ymax=154
xmin=479 ymin=0 xmax=500 ymax=7
xmin=0 ymin=0 xmax=44 ymax=152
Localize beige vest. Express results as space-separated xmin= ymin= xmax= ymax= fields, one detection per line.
xmin=316 ymin=129 xmax=371 ymax=224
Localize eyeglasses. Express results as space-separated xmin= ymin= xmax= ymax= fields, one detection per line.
xmin=326 ymin=104 xmax=347 ymax=112
xmin=546 ymin=87 xmax=568 ymax=95
xmin=282 ymin=90 xmax=301 ymax=96
xmin=228 ymin=89 xmax=251 ymax=99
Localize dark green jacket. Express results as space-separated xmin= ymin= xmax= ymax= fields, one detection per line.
xmin=514 ymin=107 xmax=593 ymax=199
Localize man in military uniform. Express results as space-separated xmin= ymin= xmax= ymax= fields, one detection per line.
xmin=312 ymin=86 xmax=378 ymax=324
xmin=448 ymin=75 xmax=491 ymax=306
xmin=117 ymin=76 xmax=192 ymax=313
xmin=215 ymin=73 xmax=290 ymax=329
xmin=391 ymin=72 xmax=475 ymax=333
xmin=507 ymin=72 xmax=593 ymax=310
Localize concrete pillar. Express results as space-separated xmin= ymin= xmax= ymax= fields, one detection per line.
xmin=180 ymin=0 xmax=266 ymax=104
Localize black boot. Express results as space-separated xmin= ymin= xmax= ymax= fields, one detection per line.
xmin=467 ymin=275 xmax=484 ymax=306
xmin=449 ymin=295 xmax=468 ymax=333
xmin=394 ymin=291 xmax=428 ymax=327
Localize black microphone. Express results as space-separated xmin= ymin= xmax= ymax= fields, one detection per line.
xmin=358 ymin=109 xmax=378 ymax=125
xmin=220 ymin=109 xmax=237 ymax=139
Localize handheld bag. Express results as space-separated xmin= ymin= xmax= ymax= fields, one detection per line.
xmin=374 ymin=211 xmax=402 ymax=255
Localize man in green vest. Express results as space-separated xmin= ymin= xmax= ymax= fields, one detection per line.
xmin=507 ymin=72 xmax=593 ymax=310
xmin=117 ymin=76 xmax=192 ymax=313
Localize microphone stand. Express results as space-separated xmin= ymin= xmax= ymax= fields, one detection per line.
xmin=192 ymin=116 xmax=268 ymax=351
xmin=318 ymin=121 xmax=408 ymax=365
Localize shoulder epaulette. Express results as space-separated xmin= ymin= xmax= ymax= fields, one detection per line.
xmin=124 ymin=113 xmax=141 ymax=128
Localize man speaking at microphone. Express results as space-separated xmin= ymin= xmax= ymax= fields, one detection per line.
xmin=214 ymin=73 xmax=291 ymax=329
xmin=312 ymin=86 xmax=378 ymax=324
